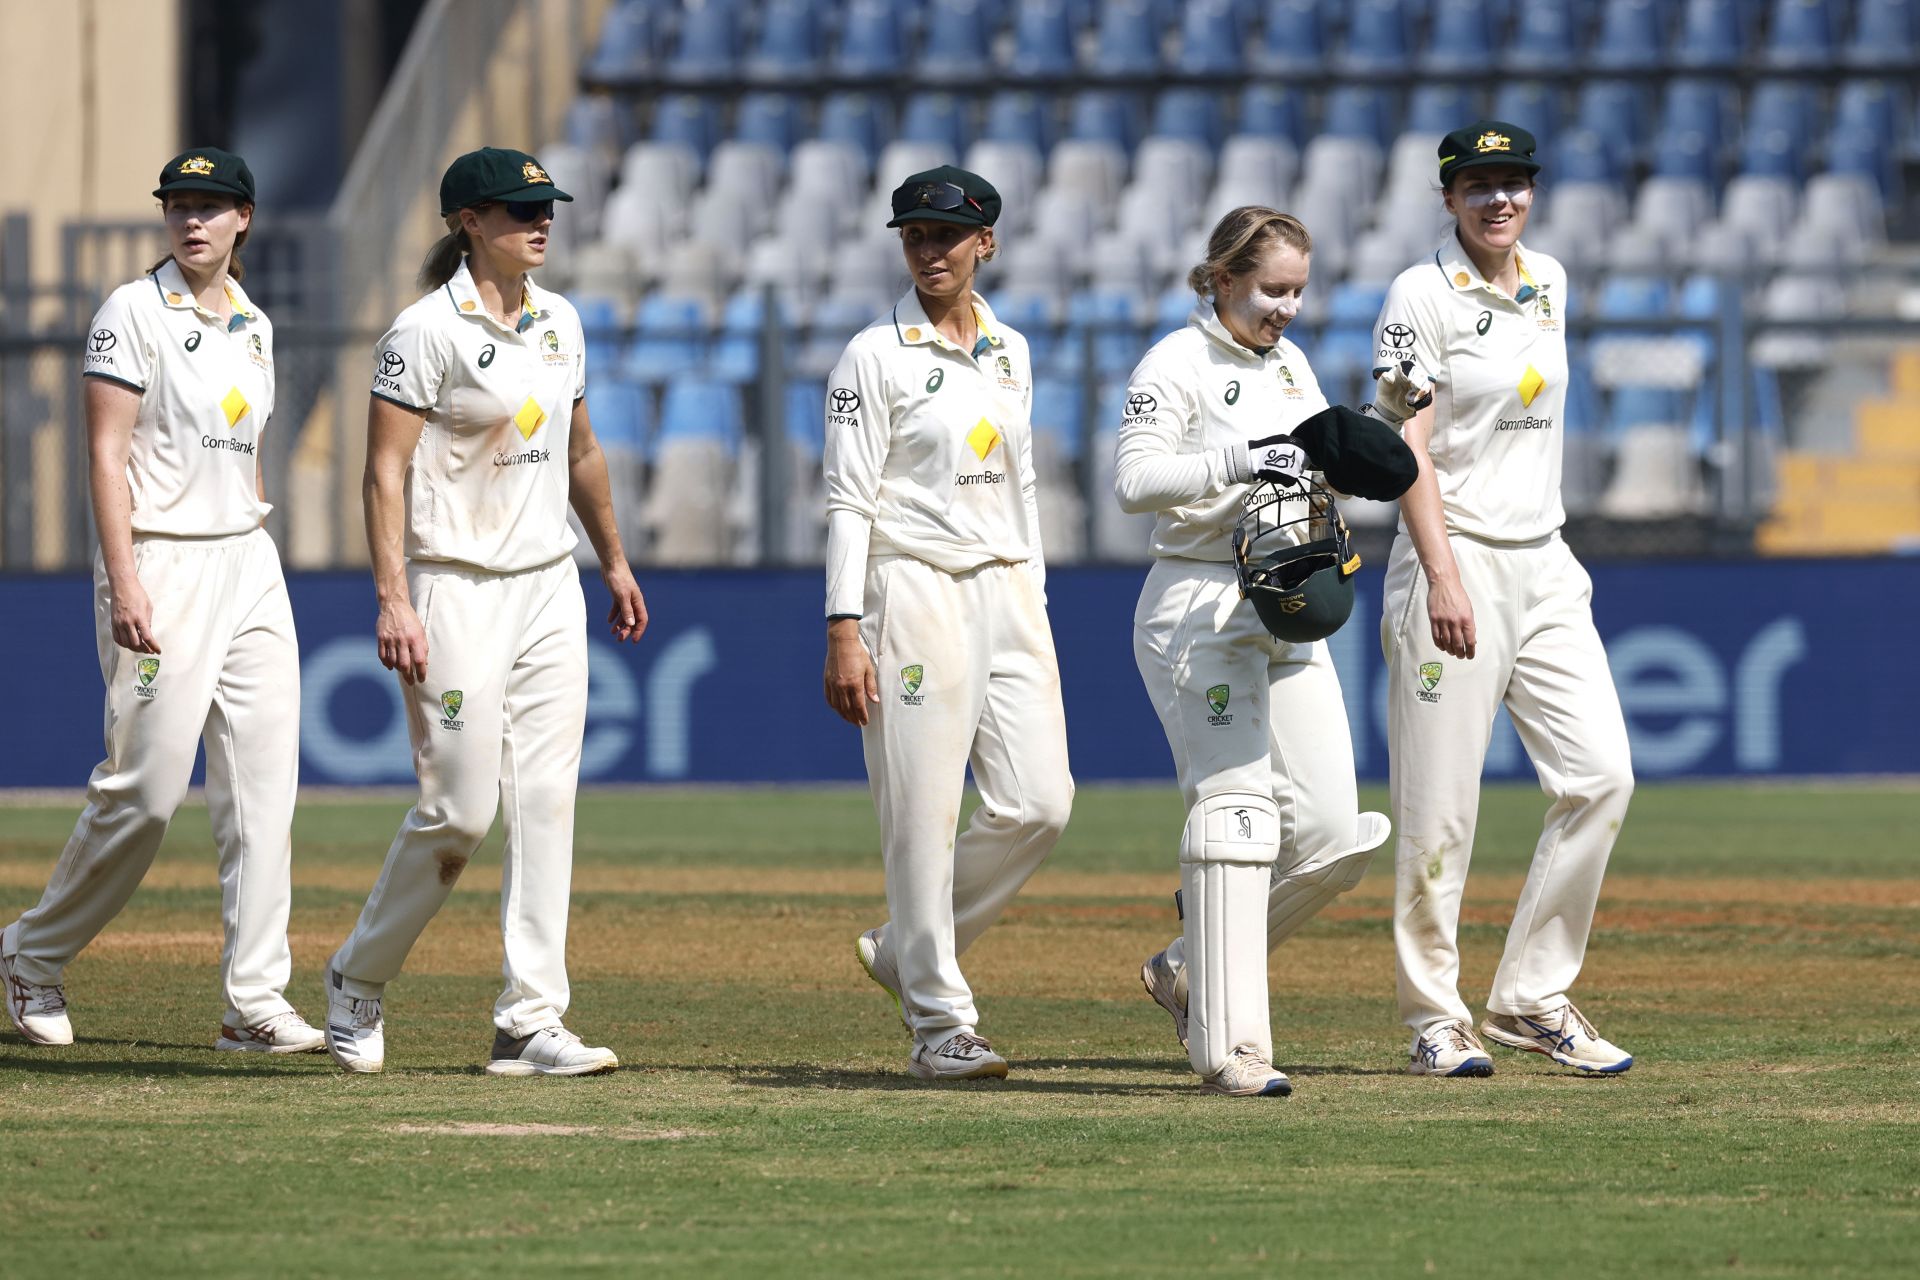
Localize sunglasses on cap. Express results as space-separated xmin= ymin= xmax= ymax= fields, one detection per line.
xmin=492 ymin=199 xmax=555 ymax=223
xmin=893 ymin=181 xmax=984 ymax=218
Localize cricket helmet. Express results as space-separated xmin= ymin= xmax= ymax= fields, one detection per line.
xmin=1230 ymin=478 xmax=1361 ymax=644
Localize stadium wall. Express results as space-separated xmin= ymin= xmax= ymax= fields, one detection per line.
xmin=3 ymin=558 xmax=1915 ymax=788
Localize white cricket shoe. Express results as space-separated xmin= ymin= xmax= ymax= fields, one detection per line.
xmin=485 ymin=1025 xmax=619 ymax=1077
xmin=1 ymin=944 xmax=73 ymax=1046
xmin=1409 ymin=1019 xmax=1495 ymax=1077
xmin=1200 ymin=1045 xmax=1293 ymax=1097
xmin=1482 ymin=1003 xmax=1634 ymax=1074
xmin=1139 ymin=948 xmax=1190 ymax=1050
xmin=907 ymin=1031 xmax=1008 ymax=1081
xmin=216 ymin=1011 xmax=327 ymax=1054
xmin=323 ymin=967 xmax=385 ymax=1074
xmin=855 ymin=927 xmax=911 ymax=1036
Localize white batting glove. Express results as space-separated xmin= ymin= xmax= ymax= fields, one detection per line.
xmin=1366 ymin=360 xmax=1435 ymax=426
xmin=1225 ymin=436 xmax=1309 ymax=486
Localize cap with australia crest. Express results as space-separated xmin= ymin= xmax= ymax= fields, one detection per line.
xmin=153 ymin=148 xmax=256 ymax=202
xmin=886 ymin=165 xmax=1001 ymax=229
xmin=438 ymin=147 xmax=574 ymax=216
xmin=1436 ymin=121 xmax=1542 ymax=186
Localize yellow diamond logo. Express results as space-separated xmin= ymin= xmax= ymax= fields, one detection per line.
xmin=513 ymin=396 xmax=547 ymax=440
xmin=1517 ymin=364 xmax=1546 ymax=407
xmin=220 ymin=387 xmax=250 ymax=427
xmin=966 ymin=418 xmax=1001 ymax=460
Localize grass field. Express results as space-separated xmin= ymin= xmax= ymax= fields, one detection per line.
xmin=2 ymin=782 xmax=1916 ymax=1278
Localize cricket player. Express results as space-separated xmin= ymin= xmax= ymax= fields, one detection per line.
xmin=321 ymin=148 xmax=646 ymax=1077
xmin=1370 ymin=122 xmax=1635 ymax=1077
xmin=1 ymin=149 xmax=324 ymax=1054
xmin=824 ymin=166 xmax=1073 ymax=1082
xmin=1121 ymin=207 xmax=1414 ymax=1096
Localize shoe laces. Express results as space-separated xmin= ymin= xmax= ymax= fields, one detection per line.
xmin=1226 ymin=1045 xmax=1275 ymax=1075
xmin=1558 ymin=1003 xmax=1599 ymax=1041
xmin=345 ymin=997 xmax=381 ymax=1029
xmin=10 ymin=975 xmax=65 ymax=1017
xmin=1437 ymin=1021 xmax=1479 ymax=1054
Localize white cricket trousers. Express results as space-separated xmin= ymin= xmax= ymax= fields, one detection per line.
xmin=3 ymin=528 xmax=299 ymax=1027
xmin=331 ymin=554 xmax=588 ymax=1036
xmin=1381 ymin=531 xmax=1634 ymax=1033
xmin=859 ymin=555 xmax=1073 ymax=1052
xmin=1133 ymin=557 xmax=1376 ymax=1077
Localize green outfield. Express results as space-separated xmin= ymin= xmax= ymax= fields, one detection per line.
xmin=1 ymin=783 xmax=1915 ymax=1278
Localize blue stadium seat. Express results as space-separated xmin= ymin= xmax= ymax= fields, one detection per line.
xmin=785 ymin=380 xmax=826 ymax=458
xmin=1151 ymin=89 xmax=1227 ymax=148
xmin=649 ymin=95 xmax=721 ymax=159
xmin=1007 ymin=0 xmax=1078 ymax=79
xmin=1651 ymin=128 xmax=1715 ymax=181
xmin=1237 ymin=85 xmax=1308 ymax=145
xmin=835 ymin=0 xmax=906 ymax=76
xmin=1065 ymin=289 xmax=1146 ymax=376
xmin=1503 ymin=0 xmax=1581 ymax=69
xmin=807 ymin=297 xmax=880 ymax=360
xmin=1675 ymin=0 xmax=1745 ymax=66
xmin=575 ymin=296 xmax=623 ymax=348
xmin=1326 ymin=282 xmax=1389 ymax=327
xmin=818 ymin=93 xmax=892 ymax=167
xmin=1659 ymin=79 xmax=1736 ymax=158
xmin=1592 ymin=0 xmax=1666 ymax=70
xmin=624 ymin=294 xmax=710 ymax=383
xmin=1150 ymin=286 xmax=1194 ymax=342
xmin=711 ymin=289 xmax=786 ymax=385
xmin=900 ymin=94 xmax=970 ymax=155
xmin=1488 ymin=83 xmax=1556 ymax=148
xmin=1314 ymin=325 xmax=1375 ymax=407
xmin=1677 ymin=273 xmax=1729 ymax=321
xmin=744 ymin=0 xmax=823 ymax=81
xmin=585 ymin=379 xmax=654 ymax=452
xmin=564 ymin=97 xmax=628 ymax=155
xmin=1177 ymin=0 xmax=1244 ymax=73
xmin=734 ymin=93 xmax=802 ymax=154
xmin=1832 ymin=80 xmax=1908 ymax=158
xmin=1747 ymin=81 xmax=1820 ymax=155
xmin=586 ymin=0 xmax=657 ymax=81
xmin=1321 ymin=87 xmax=1395 ymax=149
xmin=1422 ymin=0 xmax=1494 ymax=70
xmin=983 ymin=92 xmax=1053 ymax=153
xmin=1597 ymin=274 xmax=1672 ymax=320
xmin=1029 ymin=377 xmax=1086 ymax=460
xmin=1558 ymin=127 xmax=1618 ymax=182
xmin=1092 ymin=0 xmax=1162 ymax=75
xmin=665 ymin=0 xmax=740 ymax=81
xmin=1575 ymin=81 xmax=1653 ymax=171
xmin=1824 ymin=123 xmax=1896 ymax=197
xmin=657 ymin=377 xmax=743 ymax=447
xmin=1253 ymin=0 xmax=1324 ymax=73
xmin=1738 ymin=127 xmax=1803 ymax=182
xmin=1610 ymin=385 xmax=1686 ymax=431
xmin=1410 ymin=85 xmax=1481 ymax=136
xmin=1069 ymin=91 xmax=1145 ymax=151
xmin=1847 ymin=0 xmax=1916 ymax=67
xmin=1340 ymin=0 xmax=1409 ymax=72
xmin=918 ymin=0 xmax=993 ymax=82
xmin=992 ymin=292 xmax=1060 ymax=369
xmin=1765 ymin=0 xmax=1835 ymax=66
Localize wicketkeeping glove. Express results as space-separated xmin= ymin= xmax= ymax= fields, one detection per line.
xmin=1365 ymin=360 xmax=1435 ymax=426
xmin=1225 ymin=435 xmax=1309 ymax=486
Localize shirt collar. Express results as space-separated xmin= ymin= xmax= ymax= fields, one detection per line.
xmin=152 ymin=258 xmax=259 ymax=330
xmin=1190 ymin=299 xmax=1279 ymax=366
xmin=892 ymin=288 xmax=1004 ymax=355
xmin=1434 ymin=232 xmax=1542 ymax=303
xmin=444 ymin=258 xmax=553 ymax=333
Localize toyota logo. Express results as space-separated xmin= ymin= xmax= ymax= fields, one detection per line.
xmin=828 ymin=387 xmax=861 ymax=415
xmin=1126 ymin=392 xmax=1157 ymax=416
xmin=380 ymin=350 xmax=406 ymax=377
xmin=1382 ymin=323 xmax=1415 ymax=349
xmin=89 ymin=329 xmax=117 ymax=353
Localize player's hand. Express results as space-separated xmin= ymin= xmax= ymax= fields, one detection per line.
xmin=603 ymin=562 xmax=648 ymax=643
xmin=1367 ymin=361 xmax=1435 ymax=426
xmin=1242 ymin=435 xmax=1309 ymax=485
xmin=376 ymin=599 xmax=430 ymax=685
xmin=1426 ymin=574 xmax=1476 ymax=660
xmin=823 ymin=618 xmax=879 ymax=727
xmin=108 ymin=578 xmax=161 ymax=654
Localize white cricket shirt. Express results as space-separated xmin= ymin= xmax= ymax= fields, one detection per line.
xmin=1115 ymin=301 xmax=1330 ymax=562
xmin=81 ymin=259 xmax=275 ymax=537
xmin=372 ymin=260 xmax=587 ymax=573
xmin=823 ymin=290 xmax=1041 ymax=617
xmin=1373 ymin=234 xmax=1570 ymax=542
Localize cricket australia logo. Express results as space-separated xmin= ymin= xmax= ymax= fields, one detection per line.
xmin=1417 ymin=662 xmax=1443 ymax=704
xmin=134 ymin=657 xmax=160 ymax=699
xmin=899 ymin=665 xmax=925 ymax=706
xmin=439 ymin=689 xmax=466 ymax=731
xmin=1206 ymin=683 xmax=1232 ymax=727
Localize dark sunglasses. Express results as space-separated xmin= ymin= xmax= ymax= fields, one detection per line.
xmin=891 ymin=181 xmax=982 ymax=218
xmin=499 ymin=199 xmax=555 ymax=223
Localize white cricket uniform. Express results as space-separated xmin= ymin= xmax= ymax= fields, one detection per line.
xmin=1117 ymin=301 xmax=1388 ymax=1079
xmin=1374 ymin=235 xmax=1633 ymax=1033
xmin=1 ymin=260 xmax=301 ymax=1029
xmin=824 ymin=289 xmax=1073 ymax=1054
xmin=330 ymin=260 xmax=594 ymax=1037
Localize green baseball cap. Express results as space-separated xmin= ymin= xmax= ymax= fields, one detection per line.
xmin=152 ymin=147 xmax=256 ymax=202
xmin=438 ymin=147 xmax=573 ymax=216
xmin=1437 ymin=121 xmax=1541 ymax=187
xmin=886 ymin=165 xmax=1001 ymax=229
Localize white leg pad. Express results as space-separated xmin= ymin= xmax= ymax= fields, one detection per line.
xmin=1180 ymin=793 xmax=1280 ymax=1078
xmin=1266 ymin=811 xmax=1391 ymax=948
